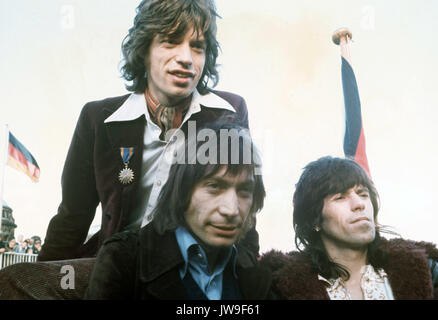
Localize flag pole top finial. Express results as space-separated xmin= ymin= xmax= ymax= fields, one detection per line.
xmin=332 ymin=28 xmax=352 ymax=45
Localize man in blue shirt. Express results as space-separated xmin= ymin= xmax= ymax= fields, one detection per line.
xmin=85 ymin=123 xmax=271 ymax=299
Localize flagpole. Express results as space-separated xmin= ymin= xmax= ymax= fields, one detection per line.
xmin=332 ymin=28 xmax=353 ymax=65
xmin=0 ymin=124 xmax=9 ymax=233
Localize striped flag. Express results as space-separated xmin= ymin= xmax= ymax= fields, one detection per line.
xmin=7 ymin=132 xmax=40 ymax=182
xmin=340 ymin=48 xmax=371 ymax=177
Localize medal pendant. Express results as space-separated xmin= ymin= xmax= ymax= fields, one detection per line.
xmin=119 ymin=165 xmax=134 ymax=184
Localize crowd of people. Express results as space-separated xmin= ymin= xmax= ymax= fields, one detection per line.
xmin=0 ymin=234 xmax=42 ymax=255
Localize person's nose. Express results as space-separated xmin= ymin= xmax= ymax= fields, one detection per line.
xmin=175 ymin=42 xmax=193 ymax=68
xmin=350 ymin=193 xmax=366 ymax=213
xmin=218 ymin=189 xmax=239 ymax=217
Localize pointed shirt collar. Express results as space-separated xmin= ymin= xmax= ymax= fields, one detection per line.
xmin=175 ymin=226 xmax=238 ymax=279
xmin=104 ymin=89 xmax=235 ymax=124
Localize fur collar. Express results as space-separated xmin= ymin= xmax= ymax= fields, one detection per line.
xmin=260 ymin=238 xmax=438 ymax=300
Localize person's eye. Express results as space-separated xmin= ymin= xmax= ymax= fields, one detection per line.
xmin=238 ymin=185 xmax=254 ymax=198
xmin=162 ymin=38 xmax=178 ymax=46
xmin=191 ymin=42 xmax=206 ymax=52
xmin=238 ymin=190 xmax=252 ymax=199
xmin=360 ymin=192 xmax=370 ymax=198
xmin=334 ymin=195 xmax=344 ymax=200
xmin=205 ymin=182 xmax=220 ymax=191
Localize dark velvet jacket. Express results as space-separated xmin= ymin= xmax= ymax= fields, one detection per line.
xmin=39 ymin=91 xmax=251 ymax=261
xmin=84 ymin=224 xmax=272 ymax=300
xmin=260 ymin=238 xmax=438 ymax=300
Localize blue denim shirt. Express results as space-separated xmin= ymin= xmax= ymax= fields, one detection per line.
xmin=175 ymin=226 xmax=237 ymax=300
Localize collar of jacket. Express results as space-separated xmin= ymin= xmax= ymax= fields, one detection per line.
xmin=100 ymin=94 xmax=147 ymax=159
xmin=137 ymin=224 xmax=272 ymax=300
xmin=103 ymin=89 xmax=235 ymax=124
xmin=260 ymin=238 xmax=438 ymax=300
xmin=378 ymin=238 xmax=435 ymax=299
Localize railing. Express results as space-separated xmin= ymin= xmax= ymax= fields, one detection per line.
xmin=0 ymin=252 xmax=38 ymax=270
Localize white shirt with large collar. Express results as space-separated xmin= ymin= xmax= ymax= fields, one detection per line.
xmin=104 ymin=89 xmax=236 ymax=230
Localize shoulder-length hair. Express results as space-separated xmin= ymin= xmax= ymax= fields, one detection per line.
xmin=151 ymin=121 xmax=265 ymax=237
xmin=120 ymin=0 xmax=220 ymax=94
xmin=293 ymin=156 xmax=389 ymax=280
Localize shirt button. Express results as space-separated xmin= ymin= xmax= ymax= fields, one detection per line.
xmin=156 ymin=180 xmax=161 ymax=186
xmin=147 ymin=215 xmax=153 ymax=222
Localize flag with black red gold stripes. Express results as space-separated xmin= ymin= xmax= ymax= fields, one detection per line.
xmin=7 ymin=131 xmax=40 ymax=182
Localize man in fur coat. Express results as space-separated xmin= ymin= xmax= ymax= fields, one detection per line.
xmin=261 ymin=156 xmax=438 ymax=300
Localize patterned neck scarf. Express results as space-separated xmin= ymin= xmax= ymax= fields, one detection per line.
xmin=318 ymin=265 xmax=394 ymax=300
xmin=145 ymin=88 xmax=191 ymax=140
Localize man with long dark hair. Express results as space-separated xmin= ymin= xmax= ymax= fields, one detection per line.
xmin=85 ymin=123 xmax=271 ymax=299
xmin=39 ymin=0 xmax=254 ymax=262
xmin=261 ymin=156 xmax=438 ymax=299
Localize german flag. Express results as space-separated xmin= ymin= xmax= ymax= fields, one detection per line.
xmin=7 ymin=132 xmax=40 ymax=182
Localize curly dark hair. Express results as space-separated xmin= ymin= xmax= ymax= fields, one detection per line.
xmin=293 ymin=156 xmax=390 ymax=280
xmin=120 ymin=0 xmax=220 ymax=94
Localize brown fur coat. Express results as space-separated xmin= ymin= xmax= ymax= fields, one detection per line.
xmin=260 ymin=238 xmax=438 ymax=300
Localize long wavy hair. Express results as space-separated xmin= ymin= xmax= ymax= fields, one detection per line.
xmin=152 ymin=121 xmax=265 ymax=239
xmin=293 ymin=156 xmax=391 ymax=280
xmin=120 ymin=0 xmax=220 ymax=94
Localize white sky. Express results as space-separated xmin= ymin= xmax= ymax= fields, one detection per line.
xmin=1 ymin=0 xmax=437 ymax=253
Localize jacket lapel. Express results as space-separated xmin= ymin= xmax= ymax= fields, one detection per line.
xmin=103 ymin=115 xmax=146 ymax=231
xmin=104 ymin=116 xmax=146 ymax=174
xmin=138 ymin=226 xmax=188 ymax=299
xmin=102 ymin=93 xmax=146 ymax=179
xmin=237 ymin=265 xmax=272 ymax=300
xmin=380 ymin=239 xmax=434 ymax=299
xmin=145 ymin=267 xmax=188 ymax=300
